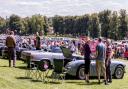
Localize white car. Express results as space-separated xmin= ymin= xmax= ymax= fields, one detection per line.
xmin=21 ymin=46 xmax=83 ymax=67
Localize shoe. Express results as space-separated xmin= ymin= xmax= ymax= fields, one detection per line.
xmin=86 ymin=80 xmax=90 ymax=83
xmin=13 ymin=65 xmax=16 ymax=67
xmin=98 ymin=80 xmax=100 ymax=84
xmin=108 ymin=80 xmax=112 ymax=83
xmin=104 ymin=81 xmax=109 ymax=85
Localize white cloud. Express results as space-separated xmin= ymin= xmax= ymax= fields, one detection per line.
xmin=0 ymin=0 xmax=128 ymax=18
xmin=17 ymin=1 xmax=41 ymax=6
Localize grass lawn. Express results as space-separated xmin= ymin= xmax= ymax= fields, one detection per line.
xmin=0 ymin=59 xmax=128 ymax=89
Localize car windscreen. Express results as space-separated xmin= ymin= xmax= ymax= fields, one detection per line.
xmin=50 ymin=46 xmax=62 ymax=53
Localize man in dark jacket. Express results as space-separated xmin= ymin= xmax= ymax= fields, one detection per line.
xmin=6 ymin=31 xmax=16 ymax=67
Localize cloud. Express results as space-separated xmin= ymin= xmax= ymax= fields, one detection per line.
xmin=0 ymin=0 xmax=127 ymax=18
xmin=17 ymin=1 xmax=41 ymax=6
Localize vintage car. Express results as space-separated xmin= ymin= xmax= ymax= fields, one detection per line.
xmin=21 ymin=46 xmax=82 ymax=67
xmin=2 ymin=43 xmax=36 ymax=59
xmin=0 ymin=43 xmax=6 ymax=56
xmin=65 ymin=59 xmax=126 ymax=80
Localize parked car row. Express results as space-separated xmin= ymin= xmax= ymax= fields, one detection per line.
xmin=0 ymin=39 xmax=126 ymax=80
xmin=20 ymin=46 xmax=126 ymax=80
xmin=0 ymin=43 xmax=36 ymax=59
xmin=21 ymin=46 xmax=83 ymax=68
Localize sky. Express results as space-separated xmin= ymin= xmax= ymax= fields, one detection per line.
xmin=0 ymin=0 xmax=128 ymax=18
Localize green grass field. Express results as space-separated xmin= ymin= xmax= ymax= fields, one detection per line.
xmin=0 ymin=59 xmax=128 ymax=89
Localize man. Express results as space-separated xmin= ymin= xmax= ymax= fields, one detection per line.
xmin=36 ymin=32 xmax=41 ymax=50
xmin=106 ymin=39 xmax=113 ymax=83
xmin=96 ymin=38 xmax=108 ymax=85
xmin=83 ymin=36 xmax=91 ymax=83
xmin=5 ymin=31 xmax=16 ymax=67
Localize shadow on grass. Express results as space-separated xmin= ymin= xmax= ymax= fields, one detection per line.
xmin=16 ymin=76 xmax=61 ymax=84
xmin=31 ymin=80 xmax=43 ymax=82
xmin=48 ymin=81 xmax=62 ymax=84
xmin=47 ymin=73 xmax=77 ymax=80
xmin=0 ymin=65 xmax=9 ymax=67
xmin=16 ymin=76 xmax=102 ymax=85
xmin=16 ymin=76 xmax=32 ymax=80
xmin=77 ymin=81 xmax=103 ymax=85
xmin=65 ymin=81 xmax=83 ymax=84
xmin=15 ymin=66 xmax=27 ymax=70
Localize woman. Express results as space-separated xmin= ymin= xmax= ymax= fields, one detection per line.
xmin=83 ymin=37 xmax=91 ymax=83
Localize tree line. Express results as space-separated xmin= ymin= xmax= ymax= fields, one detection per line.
xmin=0 ymin=9 xmax=128 ymax=40
xmin=0 ymin=14 xmax=48 ymax=35
xmin=53 ymin=9 xmax=128 ymax=40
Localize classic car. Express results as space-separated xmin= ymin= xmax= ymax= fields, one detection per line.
xmin=0 ymin=43 xmax=6 ymax=56
xmin=65 ymin=59 xmax=126 ymax=80
xmin=2 ymin=43 xmax=36 ymax=59
xmin=21 ymin=46 xmax=82 ymax=68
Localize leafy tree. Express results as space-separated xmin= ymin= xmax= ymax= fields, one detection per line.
xmin=28 ymin=14 xmax=48 ymax=35
xmin=109 ymin=11 xmax=119 ymax=40
xmin=0 ymin=17 xmax=6 ymax=33
xmin=52 ymin=15 xmax=64 ymax=35
xmin=90 ymin=13 xmax=100 ymax=38
xmin=9 ymin=14 xmax=22 ymax=34
xmin=118 ymin=9 xmax=128 ymax=39
xmin=99 ymin=10 xmax=111 ymax=38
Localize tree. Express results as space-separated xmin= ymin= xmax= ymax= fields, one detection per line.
xmin=90 ymin=13 xmax=100 ymax=38
xmin=0 ymin=17 xmax=6 ymax=33
xmin=28 ymin=14 xmax=48 ymax=35
xmin=109 ymin=11 xmax=119 ymax=40
xmin=118 ymin=9 xmax=128 ymax=39
xmin=52 ymin=15 xmax=64 ymax=35
xmin=99 ymin=10 xmax=111 ymax=38
xmin=9 ymin=14 xmax=22 ymax=34
xmin=21 ymin=17 xmax=29 ymax=35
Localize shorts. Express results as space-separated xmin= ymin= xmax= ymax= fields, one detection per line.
xmin=84 ymin=58 xmax=90 ymax=74
xmin=96 ymin=60 xmax=106 ymax=75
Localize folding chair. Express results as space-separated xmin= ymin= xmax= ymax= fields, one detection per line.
xmin=52 ymin=59 xmax=67 ymax=83
xmin=33 ymin=60 xmax=49 ymax=82
xmin=25 ymin=55 xmax=37 ymax=79
xmin=60 ymin=46 xmax=72 ymax=66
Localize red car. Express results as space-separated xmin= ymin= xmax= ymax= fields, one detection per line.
xmin=124 ymin=51 xmax=128 ymax=59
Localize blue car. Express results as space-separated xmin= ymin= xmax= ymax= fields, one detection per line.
xmin=65 ymin=59 xmax=126 ymax=80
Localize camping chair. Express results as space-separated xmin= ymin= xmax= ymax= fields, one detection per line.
xmin=60 ymin=46 xmax=72 ymax=66
xmin=25 ymin=55 xmax=37 ymax=79
xmin=51 ymin=59 xmax=67 ymax=83
xmin=33 ymin=59 xmax=49 ymax=82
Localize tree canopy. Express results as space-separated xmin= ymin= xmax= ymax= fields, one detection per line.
xmin=0 ymin=9 xmax=128 ymax=40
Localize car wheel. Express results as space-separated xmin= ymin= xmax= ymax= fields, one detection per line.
xmin=114 ymin=66 xmax=124 ymax=79
xmin=77 ymin=65 xmax=85 ymax=80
